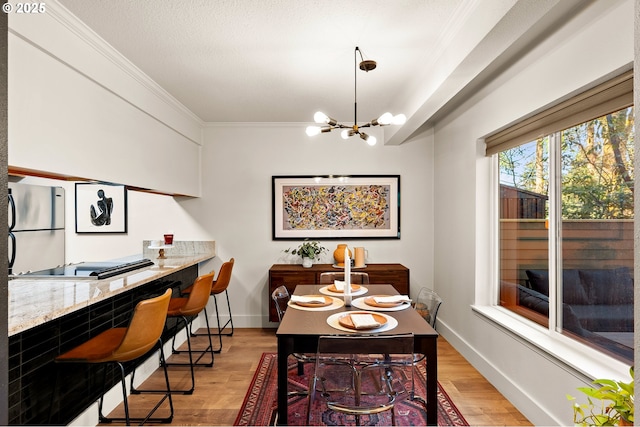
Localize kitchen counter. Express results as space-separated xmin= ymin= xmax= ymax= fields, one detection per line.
xmin=9 ymin=240 xmax=215 ymax=336
xmin=9 ymin=240 xmax=216 ymax=425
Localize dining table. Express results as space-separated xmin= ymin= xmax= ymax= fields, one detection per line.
xmin=276 ymin=283 xmax=439 ymax=425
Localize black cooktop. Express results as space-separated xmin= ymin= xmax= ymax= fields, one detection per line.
xmin=12 ymin=258 xmax=155 ymax=280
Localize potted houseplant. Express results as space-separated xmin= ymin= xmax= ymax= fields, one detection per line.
xmin=284 ymin=240 xmax=327 ymax=268
xmin=567 ymin=367 xmax=634 ymax=426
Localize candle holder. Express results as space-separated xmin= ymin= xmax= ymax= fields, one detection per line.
xmin=148 ymin=243 xmax=173 ymax=259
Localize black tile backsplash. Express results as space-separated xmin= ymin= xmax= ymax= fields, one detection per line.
xmin=8 ymin=265 xmax=197 ymax=425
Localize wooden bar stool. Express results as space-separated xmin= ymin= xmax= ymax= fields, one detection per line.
xmin=54 ymin=288 xmax=173 ymax=425
xmin=184 ymin=258 xmax=235 ymax=352
xmin=134 ymin=273 xmax=215 ymax=395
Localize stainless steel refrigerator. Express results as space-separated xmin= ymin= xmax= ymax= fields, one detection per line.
xmin=8 ymin=182 xmax=65 ymax=275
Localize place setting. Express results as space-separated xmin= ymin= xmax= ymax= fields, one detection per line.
xmin=287 ymin=294 xmax=345 ymax=311
xmin=326 ymin=310 xmax=398 ymax=333
xmin=351 ymin=294 xmax=412 ymax=312
xmin=319 ymin=280 xmax=368 ymax=297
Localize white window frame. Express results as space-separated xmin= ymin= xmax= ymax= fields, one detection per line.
xmin=474 ymin=128 xmax=632 ymax=381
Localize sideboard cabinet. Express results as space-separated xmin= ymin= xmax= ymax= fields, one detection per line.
xmin=268 ymin=263 xmax=410 ymax=322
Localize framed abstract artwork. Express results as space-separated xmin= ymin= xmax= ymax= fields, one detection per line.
xmin=75 ymin=183 xmax=128 ymax=233
xmin=272 ymin=175 xmax=400 ymax=240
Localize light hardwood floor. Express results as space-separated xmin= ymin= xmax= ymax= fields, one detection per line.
xmin=106 ymin=328 xmax=532 ymax=426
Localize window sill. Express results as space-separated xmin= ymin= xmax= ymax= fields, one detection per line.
xmin=471 ymin=305 xmax=631 ymax=381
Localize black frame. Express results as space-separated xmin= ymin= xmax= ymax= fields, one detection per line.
xmin=272 ymin=175 xmax=400 ymax=240
xmin=75 ymin=183 xmax=128 ymax=233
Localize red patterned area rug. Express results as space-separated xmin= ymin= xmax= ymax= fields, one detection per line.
xmin=234 ymin=353 xmax=468 ymax=426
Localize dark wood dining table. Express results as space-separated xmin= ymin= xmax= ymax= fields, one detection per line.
xmin=276 ymin=284 xmax=439 ymax=425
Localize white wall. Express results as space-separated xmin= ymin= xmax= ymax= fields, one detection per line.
xmin=8 ymin=3 xmax=202 ymax=196
xmin=431 ymin=0 xmax=634 ymax=425
xmin=178 ymin=124 xmax=433 ymax=327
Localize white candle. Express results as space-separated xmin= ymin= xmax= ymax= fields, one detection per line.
xmin=344 ymin=247 xmax=351 ymax=306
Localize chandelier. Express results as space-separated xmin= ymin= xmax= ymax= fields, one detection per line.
xmin=305 ymin=46 xmax=406 ymax=146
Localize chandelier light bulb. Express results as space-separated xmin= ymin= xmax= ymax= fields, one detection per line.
xmin=377 ymin=112 xmax=393 ymax=125
xmin=306 ymin=126 xmax=322 ymax=136
xmin=341 ymin=129 xmax=354 ymax=139
xmin=360 ymin=132 xmax=377 ymax=146
xmin=392 ymin=114 xmax=407 ymax=125
xmin=314 ymin=111 xmax=329 ymax=124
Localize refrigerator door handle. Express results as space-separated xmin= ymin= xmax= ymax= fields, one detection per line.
xmin=8 ymin=191 xmax=15 ymax=231
xmin=8 ymin=231 xmax=16 ymax=273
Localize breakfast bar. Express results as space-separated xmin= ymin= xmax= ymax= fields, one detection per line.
xmin=8 ymin=241 xmax=215 ymax=425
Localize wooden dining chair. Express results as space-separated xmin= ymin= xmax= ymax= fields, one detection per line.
xmin=319 ymin=272 xmax=370 ymax=284
xmin=307 ymin=334 xmax=424 ymax=426
xmin=53 ymin=289 xmax=174 ymax=425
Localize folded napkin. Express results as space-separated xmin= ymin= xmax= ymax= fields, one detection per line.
xmin=373 ymin=295 xmax=411 ymax=304
xmin=350 ymin=313 xmax=381 ymax=329
xmin=291 ymin=295 xmax=326 ymax=304
xmin=333 ymin=280 xmax=345 ymax=290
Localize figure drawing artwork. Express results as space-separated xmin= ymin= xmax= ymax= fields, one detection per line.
xmin=75 ymin=183 xmax=127 ymax=233
xmin=273 ymin=175 xmax=400 ymax=239
xmin=90 ymin=189 xmax=114 ymax=226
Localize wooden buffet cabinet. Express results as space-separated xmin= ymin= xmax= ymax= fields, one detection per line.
xmin=268 ymin=263 xmax=410 ymax=322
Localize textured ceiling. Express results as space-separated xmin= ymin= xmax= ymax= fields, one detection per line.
xmin=56 ymin=0 xmax=480 ymax=125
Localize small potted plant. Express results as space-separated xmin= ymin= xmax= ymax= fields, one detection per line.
xmin=567 ymin=366 xmax=634 ymax=426
xmin=284 ymin=240 xmax=327 ymax=268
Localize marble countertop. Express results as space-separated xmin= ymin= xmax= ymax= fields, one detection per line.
xmin=9 ymin=241 xmax=215 ymax=336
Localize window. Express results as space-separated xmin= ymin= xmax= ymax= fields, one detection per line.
xmin=489 ymin=71 xmax=634 ymax=364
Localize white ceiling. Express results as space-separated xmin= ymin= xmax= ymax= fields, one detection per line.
xmin=55 ymin=0 xmax=586 ymax=142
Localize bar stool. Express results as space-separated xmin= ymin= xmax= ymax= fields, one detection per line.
xmin=134 ymin=273 xmax=215 ymax=395
xmin=54 ymin=289 xmax=173 ymax=425
xmin=184 ymin=258 xmax=235 ymax=352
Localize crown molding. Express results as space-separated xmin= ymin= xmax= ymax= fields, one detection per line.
xmin=42 ymin=0 xmax=203 ymax=126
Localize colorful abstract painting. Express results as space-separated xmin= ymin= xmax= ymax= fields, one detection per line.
xmin=272 ymin=176 xmax=400 ymax=239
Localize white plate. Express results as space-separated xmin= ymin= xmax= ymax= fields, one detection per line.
xmin=326 ymin=311 xmax=398 ymax=333
xmin=287 ymin=297 xmax=345 ymax=312
xmin=319 ymin=285 xmax=368 ymax=297
xmin=351 ymin=296 xmax=411 ymax=312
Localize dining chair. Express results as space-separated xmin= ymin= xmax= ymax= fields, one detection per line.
xmin=307 ymin=333 xmax=424 ymax=426
xmin=183 ymin=258 xmax=235 ymax=352
xmin=53 ymin=289 xmax=173 ymax=425
xmin=271 ymin=285 xmax=315 ymax=379
xmin=413 ymin=287 xmax=443 ymax=329
xmin=272 ymin=285 xmax=291 ymax=322
xmin=319 ymin=271 xmax=370 ymax=284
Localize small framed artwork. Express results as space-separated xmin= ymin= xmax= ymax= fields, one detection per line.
xmin=272 ymin=175 xmax=400 ymax=240
xmin=75 ymin=183 xmax=128 ymax=233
